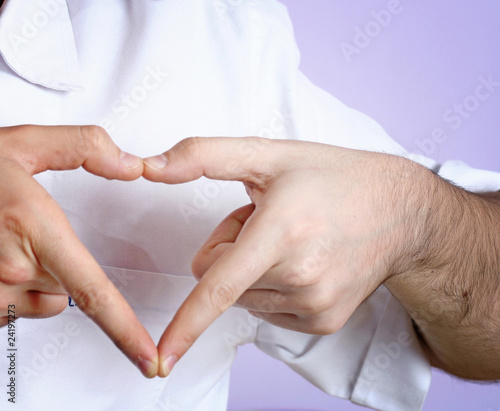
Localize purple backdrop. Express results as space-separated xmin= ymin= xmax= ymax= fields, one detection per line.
xmin=229 ymin=1 xmax=500 ymax=410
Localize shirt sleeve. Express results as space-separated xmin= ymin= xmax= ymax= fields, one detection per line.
xmin=437 ymin=160 xmax=500 ymax=193
xmin=254 ymin=287 xmax=430 ymax=411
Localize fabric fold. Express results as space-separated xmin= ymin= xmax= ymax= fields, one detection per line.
xmin=0 ymin=0 xmax=83 ymax=91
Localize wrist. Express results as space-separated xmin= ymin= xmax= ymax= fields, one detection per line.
xmin=385 ymin=163 xmax=481 ymax=307
xmin=385 ymin=164 xmax=500 ymax=378
xmin=382 ymin=158 xmax=444 ymax=279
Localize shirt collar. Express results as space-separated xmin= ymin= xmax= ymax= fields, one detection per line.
xmin=0 ymin=0 xmax=83 ymax=91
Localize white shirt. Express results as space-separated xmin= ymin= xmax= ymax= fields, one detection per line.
xmin=1 ymin=1 xmax=498 ymax=410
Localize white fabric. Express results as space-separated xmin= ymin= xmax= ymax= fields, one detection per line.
xmin=438 ymin=160 xmax=500 ymax=192
xmin=3 ymin=0 xmax=497 ymax=410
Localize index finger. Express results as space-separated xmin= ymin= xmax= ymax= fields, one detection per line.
xmin=35 ymin=202 xmax=159 ymax=378
xmin=0 ymin=125 xmax=144 ymax=179
xmin=156 ymin=210 xmax=282 ymax=377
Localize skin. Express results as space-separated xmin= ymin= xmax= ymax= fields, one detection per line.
xmin=142 ymin=136 xmax=500 ymax=380
xmin=385 ymin=185 xmax=500 ymax=380
xmin=3 ymin=129 xmax=498 ymax=382
xmin=0 ymin=125 xmax=158 ymax=378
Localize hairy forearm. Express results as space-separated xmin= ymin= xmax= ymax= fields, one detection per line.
xmin=385 ymin=164 xmax=500 ymax=380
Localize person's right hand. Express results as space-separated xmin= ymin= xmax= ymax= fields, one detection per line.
xmin=0 ymin=125 xmax=158 ymax=377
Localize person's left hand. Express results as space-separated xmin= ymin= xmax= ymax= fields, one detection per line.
xmin=143 ymin=136 xmax=430 ymax=377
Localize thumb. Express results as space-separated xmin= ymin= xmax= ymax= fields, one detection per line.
xmin=142 ymin=136 xmax=279 ymax=185
xmin=0 ymin=125 xmax=143 ymax=179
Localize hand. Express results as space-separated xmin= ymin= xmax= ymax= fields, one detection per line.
xmin=143 ymin=136 xmax=428 ymax=377
xmin=0 ymin=125 xmax=158 ymax=377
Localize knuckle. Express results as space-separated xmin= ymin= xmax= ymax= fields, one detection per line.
xmin=0 ymin=212 xmax=42 ymax=281
xmin=176 ymin=137 xmax=205 ymax=162
xmin=77 ymin=125 xmax=108 ymax=156
xmin=70 ymin=283 xmax=111 ymax=318
xmin=0 ymin=261 xmax=31 ymax=285
xmin=298 ymin=292 xmax=332 ymax=316
xmin=287 ymin=221 xmax=318 ymax=243
xmin=297 ymin=257 xmax=328 ymax=286
xmin=1 ymin=208 xmax=26 ymax=235
xmin=1 ymin=191 xmax=61 ymax=244
xmin=280 ymin=270 xmax=311 ymax=289
xmin=177 ymin=327 xmax=198 ymax=349
xmin=208 ymin=281 xmax=238 ymax=314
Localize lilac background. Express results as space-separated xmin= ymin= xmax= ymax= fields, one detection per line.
xmin=229 ymin=1 xmax=500 ymax=410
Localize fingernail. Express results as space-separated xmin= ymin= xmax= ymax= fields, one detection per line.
xmin=137 ymin=358 xmax=157 ymax=379
xmin=120 ymin=151 xmax=143 ymax=170
xmin=160 ymin=355 xmax=178 ymax=377
xmin=144 ymin=154 xmax=168 ymax=171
